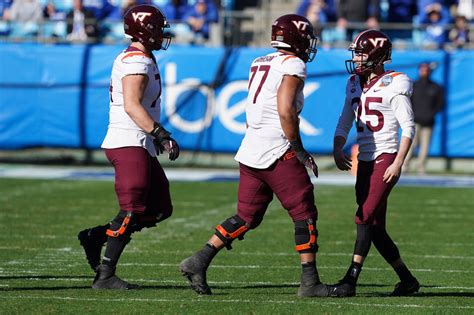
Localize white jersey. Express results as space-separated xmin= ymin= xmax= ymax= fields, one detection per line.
xmin=101 ymin=46 xmax=162 ymax=156
xmin=234 ymin=52 xmax=307 ymax=168
xmin=334 ymin=71 xmax=415 ymax=161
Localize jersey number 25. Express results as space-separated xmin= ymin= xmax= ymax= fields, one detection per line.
xmin=354 ymin=97 xmax=384 ymax=132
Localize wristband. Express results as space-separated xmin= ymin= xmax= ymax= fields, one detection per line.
xmin=289 ymin=138 xmax=304 ymax=153
xmin=150 ymin=122 xmax=171 ymax=140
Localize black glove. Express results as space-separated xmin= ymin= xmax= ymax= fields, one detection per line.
xmin=290 ymin=139 xmax=318 ymax=177
xmin=150 ymin=122 xmax=180 ymax=161
xmin=154 ymin=137 xmax=180 ymax=161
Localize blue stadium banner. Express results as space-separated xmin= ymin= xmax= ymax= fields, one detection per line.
xmin=0 ymin=43 xmax=473 ymax=158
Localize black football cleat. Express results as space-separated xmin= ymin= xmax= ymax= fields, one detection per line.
xmin=298 ymin=282 xmax=330 ymax=297
xmin=78 ymin=228 xmax=105 ymax=272
xmin=391 ymin=278 xmax=420 ymax=296
xmin=92 ymin=264 xmax=139 ymax=290
xmin=179 ymin=255 xmax=212 ymax=295
xmin=327 ymin=281 xmax=356 ymax=297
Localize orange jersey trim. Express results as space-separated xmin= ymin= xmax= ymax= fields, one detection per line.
xmin=378 ymin=72 xmax=403 ymax=87
xmin=390 ymin=72 xmax=403 ymax=78
xmin=281 ymin=55 xmax=298 ymax=64
xmin=121 ymin=52 xmax=148 ymax=61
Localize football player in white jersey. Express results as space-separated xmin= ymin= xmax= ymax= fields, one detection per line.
xmin=179 ymin=14 xmax=330 ymax=298
xmin=330 ymin=30 xmax=419 ymax=297
xmin=77 ymin=5 xmax=179 ymax=289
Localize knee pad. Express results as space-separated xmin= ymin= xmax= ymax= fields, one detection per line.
xmin=354 ymin=224 xmax=373 ymax=257
xmin=294 ymin=218 xmax=318 ymax=253
xmin=215 ymin=215 xmax=249 ymax=250
xmin=106 ymin=211 xmax=138 ymax=239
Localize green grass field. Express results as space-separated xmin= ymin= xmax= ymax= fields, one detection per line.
xmin=1 ymin=178 xmax=473 ymax=314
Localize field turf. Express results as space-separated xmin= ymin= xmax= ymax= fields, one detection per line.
xmin=0 ymin=178 xmax=473 ymax=314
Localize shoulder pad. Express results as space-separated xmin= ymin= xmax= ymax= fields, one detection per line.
xmin=120 ymin=52 xmax=152 ymax=65
xmin=278 ymin=54 xmax=306 ymax=77
xmin=280 ymin=54 xmax=300 ymax=65
xmin=390 ymin=72 xmax=411 ymax=86
xmin=381 ymin=72 xmax=412 ymax=97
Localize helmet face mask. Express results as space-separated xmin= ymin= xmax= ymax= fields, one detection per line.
xmin=148 ymin=20 xmax=171 ymax=50
xmin=347 ymin=50 xmax=371 ymax=75
xmin=271 ymin=14 xmax=318 ymax=63
xmin=123 ymin=5 xmax=171 ymax=51
xmin=306 ymin=36 xmax=318 ymax=62
xmin=345 ymin=30 xmax=392 ymax=75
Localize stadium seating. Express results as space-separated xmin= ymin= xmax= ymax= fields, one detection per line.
xmin=0 ymin=0 xmax=472 ymax=49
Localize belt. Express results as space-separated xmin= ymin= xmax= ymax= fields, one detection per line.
xmin=280 ymin=150 xmax=296 ymax=161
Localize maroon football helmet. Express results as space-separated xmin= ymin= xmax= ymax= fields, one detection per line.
xmin=271 ymin=14 xmax=318 ymax=62
xmin=346 ymin=29 xmax=392 ymax=75
xmin=123 ymin=5 xmax=171 ymax=51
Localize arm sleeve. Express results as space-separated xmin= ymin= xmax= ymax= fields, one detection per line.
xmin=392 ymin=94 xmax=415 ymax=139
xmin=334 ymin=95 xmax=355 ymax=140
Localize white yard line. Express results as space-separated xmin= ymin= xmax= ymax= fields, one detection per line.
xmin=237 ymin=251 xmax=474 ymax=260
xmin=1 ymin=262 xmax=472 ymax=274
xmin=0 ymin=296 xmax=472 ymax=310
xmin=2 ymin=277 xmax=474 ymax=291
xmin=24 ymin=251 xmax=474 ymax=261
xmin=2 ymin=246 xmax=474 ymax=258
xmin=1 ymin=164 xmax=473 ymax=187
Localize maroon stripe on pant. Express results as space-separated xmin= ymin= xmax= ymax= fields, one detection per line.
xmin=355 ymin=153 xmax=398 ymax=227
xmin=105 ymin=147 xmax=172 ymax=219
xmin=237 ymin=155 xmax=317 ymax=227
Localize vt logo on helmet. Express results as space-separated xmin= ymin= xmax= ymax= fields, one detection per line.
xmin=131 ymin=12 xmax=152 ymax=22
xmin=346 ymin=29 xmax=392 ymax=75
xmin=368 ymin=37 xmax=388 ymax=48
xmin=292 ymin=20 xmax=310 ymax=31
xmin=124 ymin=5 xmax=171 ymax=51
xmin=271 ymin=14 xmax=318 ymax=63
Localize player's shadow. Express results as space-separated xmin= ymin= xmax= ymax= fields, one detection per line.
xmin=141 ymin=285 xmax=229 ymax=295
xmin=0 ymin=275 xmax=227 ymax=294
xmin=367 ymin=291 xmax=474 ymax=298
xmin=350 ymin=283 xmax=390 ymax=288
xmin=0 ymin=275 xmax=92 ymax=291
xmin=0 ymin=286 xmax=91 ymax=291
xmin=0 ymin=275 xmax=90 ymax=280
xmin=237 ymin=283 xmax=392 ymax=296
xmin=363 ymin=285 xmax=474 ymax=298
xmin=0 ymin=283 xmax=192 ymax=292
xmin=413 ymin=292 xmax=474 ymax=298
xmin=238 ymin=283 xmax=389 ymax=290
xmin=410 ymin=285 xmax=474 ymax=298
xmin=0 ymin=275 xmax=93 ymax=292
xmin=133 ymin=284 xmax=193 ymax=291
xmin=239 ymin=284 xmax=298 ymax=290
